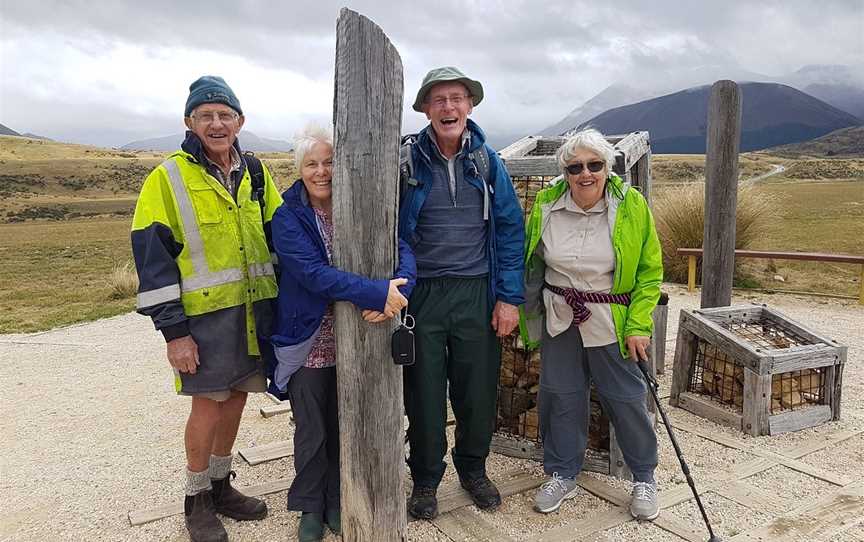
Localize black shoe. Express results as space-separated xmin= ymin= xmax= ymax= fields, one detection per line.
xmin=408 ymin=485 xmax=438 ymax=519
xmin=211 ymin=471 xmax=268 ymax=520
xmin=184 ymin=491 xmax=228 ymax=542
xmin=460 ymin=475 xmax=501 ymax=510
xmin=298 ymin=512 xmax=325 ymax=542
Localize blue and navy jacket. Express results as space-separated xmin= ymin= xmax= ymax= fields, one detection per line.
xmin=270 ymin=180 xmax=416 ymax=349
xmin=398 ymin=119 xmax=525 ymax=307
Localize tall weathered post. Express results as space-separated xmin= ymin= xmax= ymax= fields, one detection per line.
xmin=701 ymin=80 xmax=742 ymax=308
xmin=331 ymin=8 xmax=407 ymax=541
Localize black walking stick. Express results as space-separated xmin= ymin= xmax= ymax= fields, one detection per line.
xmin=637 ymin=360 xmax=722 ymax=542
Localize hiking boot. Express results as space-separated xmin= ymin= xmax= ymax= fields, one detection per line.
xmin=629 ymin=481 xmax=660 ymax=521
xmin=184 ymin=490 xmax=228 ymax=542
xmin=534 ymin=472 xmax=580 ymax=513
xmin=408 ymin=485 xmax=438 ymax=519
xmin=325 ymin=507 xmax=341 ymax=535
xmin=459 ymin=475 xmax=501 ymax=511
xmin=211 ymin=471 xmax=268 ymax=520
xmin=298 ymin=512 xmax=326 ymax=542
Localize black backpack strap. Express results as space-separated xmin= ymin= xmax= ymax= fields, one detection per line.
xmin=399 ymin=134 xmax=419 ymax=203
xmin=243 ymin=151 xmax=266 ymax=222
xmin=471 ymin=144 xmax=491 ymax=185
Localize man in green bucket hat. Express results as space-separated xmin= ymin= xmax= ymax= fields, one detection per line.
xmin=397 ymin=66 xmax=525 ymax=519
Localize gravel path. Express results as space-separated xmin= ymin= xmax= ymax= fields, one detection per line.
xmin=1 ymin=284 xmax=862 ymax=541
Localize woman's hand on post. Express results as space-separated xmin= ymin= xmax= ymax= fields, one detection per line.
xmin=625 ymin=335 xmax=651 ymax=362
xmin=384 ymin=278 xmax=409 ymax=318
xmin=166 ymin=335 xmax=200 ymax=374
xmin=362 ymin=309 xmax=390 ymax=323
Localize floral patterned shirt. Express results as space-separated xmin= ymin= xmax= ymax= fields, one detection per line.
xmin=305 ymin=206 xmax=336 ymax=368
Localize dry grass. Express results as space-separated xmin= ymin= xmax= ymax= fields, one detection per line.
xmin=654 ymin=182 xmax=773 ymax=283
xmin=107 ymin=261 xmax=139 ymax=300
xmin=0 ymin=218 xmax=135 ymax=333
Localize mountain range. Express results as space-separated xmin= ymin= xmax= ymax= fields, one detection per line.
xmin=121 ymin=131 xmax=292 ymax=152
xmin=574 ymin=82 xmax=860 ymax=153
xmin=540 ymin=64 xmax=864 ymax=152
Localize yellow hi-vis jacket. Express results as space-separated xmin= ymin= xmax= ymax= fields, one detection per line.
xmin=131 ymin=150 xmax=283 ymax=355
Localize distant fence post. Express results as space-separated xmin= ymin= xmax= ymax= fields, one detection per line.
xmin=701 ymin=80 xmax=742 ymax=308
xmin=332 ymin=9 xmax=407 ymax=541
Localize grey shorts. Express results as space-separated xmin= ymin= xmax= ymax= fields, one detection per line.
xmin=178 ymin=370 xmax=268 ymax=402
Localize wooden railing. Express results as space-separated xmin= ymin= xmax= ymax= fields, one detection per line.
xmin=677 ymin=248 xmax=864 ymax=304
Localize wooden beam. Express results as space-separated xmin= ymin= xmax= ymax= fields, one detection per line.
xmin=678 ymin=392 xmax=742 ymax=431
xmin=259 ymin=403 xmax=291 ymax=418
xmin=500 ymin=156 xmax=562 ymax=177
xmin=612 ymin=132 xmax=650 ymax=172
xmin=237 ymin=440 xmax=294 ymax=466
xmin=417 ymin=472 xmax=545 ymax=522
xmin=729 ymin=481 xmax=864 ymax=542
xmin=333 ymin=9 xmax=406 ymax=540
xmin=677 ymin=247 xmax=864 ymax=265
xmin=498 ymin=135 xmax=539 ymax=160
xmin=701 ymin=80 xmax=742 ymax=309
xmin=431 ymin=507 xmax=515 ymax=542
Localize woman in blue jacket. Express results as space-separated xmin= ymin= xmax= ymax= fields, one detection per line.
xmin=269 ymin=123 xmax=415 ymax=542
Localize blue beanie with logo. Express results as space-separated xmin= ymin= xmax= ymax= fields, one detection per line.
xmin=184 ymin=75 xmax=243 ymax=117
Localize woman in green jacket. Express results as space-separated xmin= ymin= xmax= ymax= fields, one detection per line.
xmin=520 ymin=129 xmax=663 ymax=520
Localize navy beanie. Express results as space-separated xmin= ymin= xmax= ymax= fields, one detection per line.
xmin=184 ymin=75 xmax=243 ymax=117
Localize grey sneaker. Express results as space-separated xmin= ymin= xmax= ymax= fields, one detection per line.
xmin=534 ymin=472 xmax=580 ymax=513
xmin=629 ymin=481 xmax=659 ymax=520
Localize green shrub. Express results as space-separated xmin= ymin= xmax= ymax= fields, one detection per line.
xmin=653 ymin=182 xmax=771 ymax=284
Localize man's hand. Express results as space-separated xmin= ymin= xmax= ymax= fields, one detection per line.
xmin=625 ymin=335 xmax=651 ymax=362
xmin=362 ymin=309 xmax=390 ymax=323
xmin=491 ymin=301 xmax=519 ymax=338
xmin=167 ymin=335 xmax=200 ymax=374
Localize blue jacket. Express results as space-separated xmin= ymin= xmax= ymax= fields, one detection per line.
xmin=398 ymin=119 xmax=525 ymax=306
xmin=270 ymin=180 xmax=416 ymax=348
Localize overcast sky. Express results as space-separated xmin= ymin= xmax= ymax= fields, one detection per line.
xmin=1 ymin=0 xmax=862 ymax=147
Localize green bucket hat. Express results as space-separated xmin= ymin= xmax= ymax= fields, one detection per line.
xmin=412 ymin=66 xmax=484 ymax=112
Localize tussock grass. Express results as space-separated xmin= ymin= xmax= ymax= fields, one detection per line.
xmin=654 ymin=182 xmax=772 ymax=284
xmin=107 ymin=261 xmax=139 ymax=300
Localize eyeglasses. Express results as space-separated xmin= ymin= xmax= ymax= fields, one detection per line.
xmin=190 ymin=111 xmax=239 ymax=124
xmin=427 ymin=94 xmax=471 ymax=108
xmin=565 ymin=161 xmax=605 ymax=175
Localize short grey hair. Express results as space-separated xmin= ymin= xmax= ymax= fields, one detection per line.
xmin=293 ymin=123 xmax=333 ymax=169
xmin=556 ymin=128 xmax=616 ymax=175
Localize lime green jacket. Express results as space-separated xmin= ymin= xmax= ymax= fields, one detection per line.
xmin=518 ymin=174 xmax=663 ymax=357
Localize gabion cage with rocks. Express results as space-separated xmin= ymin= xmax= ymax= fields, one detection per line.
xmin=670 ymin=304 xmax=846 ymax=436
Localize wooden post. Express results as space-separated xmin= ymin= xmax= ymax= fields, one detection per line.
xmin=701 ymin=80 xmax=742 ymax=308
xmin=687 ymin=255 xmax=697 ymax=292
xmin=332 ymin=9 xmax=406 ymax=541
xmin=859 ymin=264 xmax=864 ymax=305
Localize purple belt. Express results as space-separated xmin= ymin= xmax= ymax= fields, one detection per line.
xmin=544 ymin=283 xmax=630 ymax=325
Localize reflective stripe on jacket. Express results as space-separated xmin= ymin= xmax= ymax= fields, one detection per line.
xmin=518 ymin=174 xmax=663 ymax=358
xmin=131 ymin=150 xmax=283 ymax=355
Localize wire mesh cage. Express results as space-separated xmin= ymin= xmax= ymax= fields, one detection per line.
xmin=671 ymin=304 xmax=845 ymax=435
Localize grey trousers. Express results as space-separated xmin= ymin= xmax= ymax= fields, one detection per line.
xmin=287 ymin=366 xmax=340 ymax=514
xmin=538 ymin=325 xmax=657 ymax=482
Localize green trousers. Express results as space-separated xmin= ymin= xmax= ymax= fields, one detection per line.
xmin=404 ymin=276 xmax=501 ymax=488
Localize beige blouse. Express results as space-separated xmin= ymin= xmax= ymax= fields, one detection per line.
xmin=539 ymin=189 xmax=618 ymax=347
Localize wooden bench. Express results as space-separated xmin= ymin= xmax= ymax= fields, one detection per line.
xmin=677 ymin=248 xmax=864 ymax=304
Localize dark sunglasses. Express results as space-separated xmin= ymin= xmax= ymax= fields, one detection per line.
xmin=565 ymin=161 xmax=605 ymax=175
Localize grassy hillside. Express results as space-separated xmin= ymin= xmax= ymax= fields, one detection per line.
xmin=762 ymin=125 xmax=864 ymax=158
xmin=0 ymin=136 xmax=860 ymax=333
xmin=0 ymin=136 xmax=294 ymax=332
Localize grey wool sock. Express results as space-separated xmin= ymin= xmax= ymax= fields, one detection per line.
xmin=186 ymin=468 xmax=212 ymax=496
xmin=209 ymin=454 xmax=233 ymax=480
